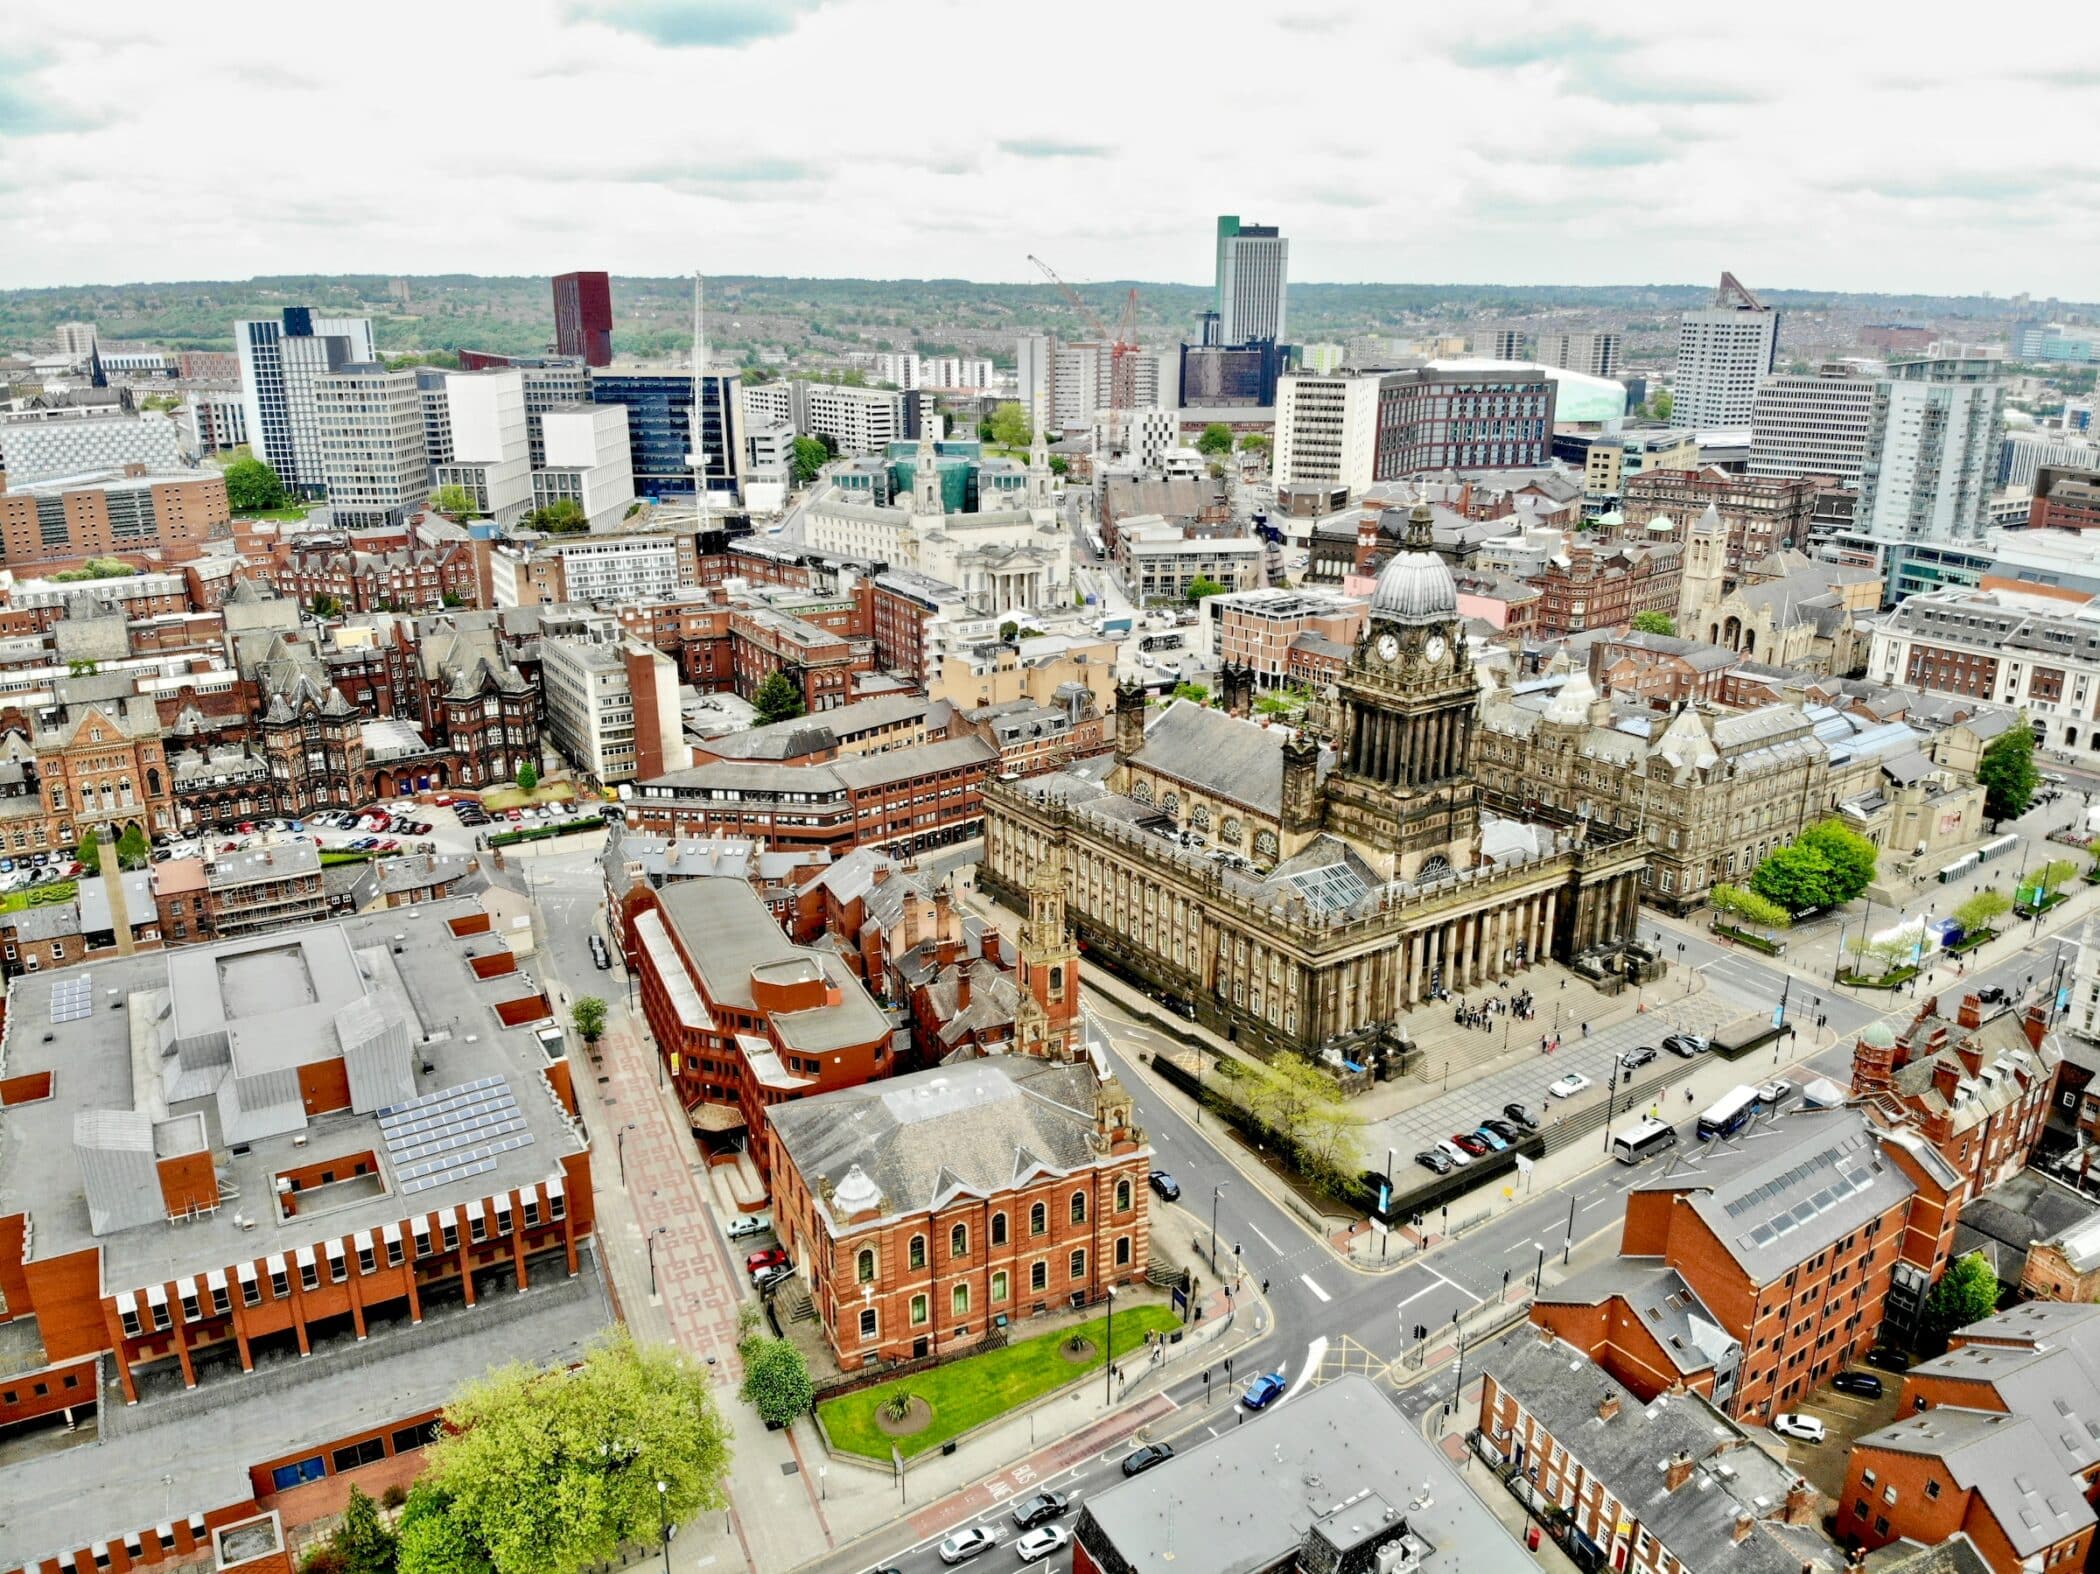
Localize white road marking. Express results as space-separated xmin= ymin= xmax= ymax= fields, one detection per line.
xmin=1396 ymin=1282 xmax=1441 ymax=1309
xmin=1420 ymin=1263 xmax=1469 ymax=1296
xmin=1299 ymin=1273 xmax=1331 ymax=1302
xmin=1269 ymin=1337 xmax=1328 ymax=1412
xmin=1580 ymin=1194 xmax=1617 ymax=1212
xmin=1247 ymin=1223 xmax=1279 ymax=1252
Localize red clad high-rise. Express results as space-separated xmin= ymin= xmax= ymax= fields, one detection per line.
xmin=552 ymin=271 xmax=613 ymax=366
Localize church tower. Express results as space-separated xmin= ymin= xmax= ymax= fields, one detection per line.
xmin=1677 ymin=503 xmax=1727 ymax=627
xmin=1014 ymin=848 xmax=1082 ymax=1060
xmin=1026 ymin=424 xmax=1053 ymax=508
xmin=1322 ymin=494 xmax=1481 ymax=882
xmin=911 ymin=431 xmax=944 ymax=515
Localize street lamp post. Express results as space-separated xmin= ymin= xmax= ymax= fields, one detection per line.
xmin=1381 ymin=1149 xmax=1394 ymax=1261
xmin=1103 ymin=1287 xmax=1116 ymax=1406
xmin=1534 ymin=1243 xmax=1546 ymax=1295
xmin=1601 ymin=1051 xmax=1625 ymax=1155
xmin=657 ymin=1480 xmax=671 ymax=1574
xmin=619 ymin=1122 xmax=637 ymax=1188
xmin=1210 ymin=1183 xmax=1228 ymax=1272
xmin=648 ymin=1225 xmax=667 ymax=1298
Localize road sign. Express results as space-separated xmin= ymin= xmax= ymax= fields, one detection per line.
xmin=1513 ymin=1154 xmax=1534 ymax=1175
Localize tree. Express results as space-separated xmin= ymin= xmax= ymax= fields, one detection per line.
xmin=751 ymin=671 xmax=806 ymax=725
xmin=1977 ymin=726 xmax=2039 ymax=824
xmin=988 ymin=401 xmax=1032 ymax=449
xmin=524 ymin=499 xmax=587 ymax=533
xmin=571 ymin=996 xmax=607 ymax=1047
xmin=1171 ymin=683 xmax=1210 ymax=705
xmin=1185 ymin=575 xmax=1228 ymax=603
xmin=75 ymin=833 xmax=101 ymax=875
xmin=1709 ymin=882 xmax=1790 ymax=931
xmin=330 ymin=1486 xmax=399 ymax=1574
xmin=2027 ymin=858 xmax=2080 ymax=905
xmin=1647 ymin=390 xmax=1674 ymax=422
xmin=311 ymin=593 xmax=344 ymax=618
xmin=1797 ymin=819 xmax=1878 ymax=905
xmin=1194 ymin=423 xmax=1235 ymax=457
xmin=1048 ymin=455 xmax=1069 ymax=477
xmin=789 ymin=436 xmax=829 ymax=486
xmin=999 ymin=620 xmax=1021 ymax=643
xmin=1239 ymin=433 xmax=1271 ymax=460
xmin=1923 ymin=1253 xmax=1999 ymax=1352
xmin=1630 ymin=611 xmax=1676 ymax=636
xmin=739 ymin=1336 xmax=814 ymax=1428
xmin=1748 ymin=841 xmax=1838 ymax=914
xmin=115 ymin=824 xmax=150 ymax=871
xmin=1952 ymin=887 xmax=2012 ymax=936
xmin=515 ymin=761 xmax=538 ymax=793
xmin=431 ymin=484 xmax=482 ymax=522
xmin=400 ymin=1331 xmax=731 ymax=1574
xmin=224 ymin=455 xmax=289 ymax=513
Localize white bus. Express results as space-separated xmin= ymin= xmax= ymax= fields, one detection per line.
xmin=1696 ymin=1085 xmax=1761 ymax=1141
xmin=1612 ymin=1118 xmax=1679 ymax=1165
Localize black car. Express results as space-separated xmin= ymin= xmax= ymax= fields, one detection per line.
xmin=1622 ymin=1046 xmax=1658 ymax=1071
xmin=1481 ymin=1118 xmax=1523 ymax=1144
xmin=1360 ymin=1168 xmax=1396 ymax=1195
xmin=1662 ymin=1033 xmax=1707 ymax=1057
xmin=1148 ymin=1170 xmax=1181 ymax=1202
xmin=1415 ymin=1149 xmax=1453 ymax=1175
xmin=1863 ymin=1347 xmax=1910 ymax=1373
xmin=1011 ymin=1491 xmax=1070 ymax=1529
xmin=1121 ymin=1443 xmax=1174 ymax=1477
xmin=1502 ymin=1102 xmax=1540 ymax=1131
xmin=1977 ymin=984 xmax=2008 ymax=1005
xmin=1833 ymin=1372 xmax=1884 ymax=1398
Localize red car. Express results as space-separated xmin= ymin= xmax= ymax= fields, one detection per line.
xmin=1449 ymin=1132 xmax=1491 ymax=1157
xmin=746 ymin=1247 xmax=789 ymax=1278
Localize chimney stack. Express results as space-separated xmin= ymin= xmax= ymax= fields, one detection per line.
xmin=1665 ymin=1452 xmax=1695 ymax=1492
xmin=1957 ymin=993 xmax=1982 ymax=1030
xmin=2023 ymin=1003 xmax=2050 ymax=1049
xmin=1732 ymin=1512 xmax=1755 ymax=1545
xmin=1596 ymin=1392 xmax=1621 ymax=1422
xmin=1783 ymin=1479 xmax=1818 ymax=1526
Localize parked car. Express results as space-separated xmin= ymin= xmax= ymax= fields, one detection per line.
xmin=1662 ymin=1033 xmax=1709 ymax=1057
xmin=1503 ymin=1102 xmax=1540 ymax=1130
xmin=1010 ymin=1491 xmax=1069 ymax=1530
xmin=1433 ymin=1139 xmax=1475 ymax=1168
xmin=753 ymin=1264 xmax=794 ymax=1294
xmin=1120 ymin=1443 xmax=1174 ymax=1476
xmin=1622 ymin=1046 xmax=1657 ymax=1071
xmin=1833 ymin=1371 xmax=1884 ymax=1398
xmin=938 ymin=1528 xmax=998 ymax=1565
xmin=1415 ymin=1149 xmax=1453 ymax=1175
xmin=1469 ymin=1126 xmax=1509 ymax=1152
xmin=1242 ymin=1372 xmax=1287 ymax=1410
xmin=725 ymin=1213 xmax=772 ymax=1240
xmin=590 ymin=934 xmax=612 ymax=970
xmin=1548 ymin=1073 xmax=1593 ymax=1099
xmin=1015 ymin=1526 xmax=1069 ymax=1564
xmin=1772 ymin=1414 xmax=1826 ymax=1443
xmin=1447 ymin=1132 xmax=1488 ymax=1157
xmin=1977 ymin=984 xmax=2008 ymax=1005
xmin=1756 ymin=1079 xmax=1796 ymax=1107
xmin=1481 ymin=1118 xmax=1523 ymax=1144
xmin=1864 ymin=1347 xmax=1910 ymax=1373
xmin=1148 ymin=1170 xmax=1181 ymax=1201
xmin=745 ymin=1246 xmax=788 ymax=1277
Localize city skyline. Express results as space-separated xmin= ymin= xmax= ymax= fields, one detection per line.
xmin=2 ymin=0 xmax=2097 ymax=296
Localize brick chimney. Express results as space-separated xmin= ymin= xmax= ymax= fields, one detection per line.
xmin=1732 ymin=1511 xmax=1755 ymax=1544
xmin=1784 ymin=1479 xmax=1819 ymax=1526
xmin=1597 ymin=1392 xmax=1621 ymax=1422
xmin=954 ymin=966 xmax=972 ymax=1014
xmin=2023 ymin=1003 xmax=2050 ymax=1049
xmin=1957 ymin=993 xmax=1982 ymax=1030
xmin=1931 ymin=1057 xmax=1963 ymax=1104
xmin=1954 ymin=1035 xmax=1984 ymax=1077
xmin=1665 ymin=1452 xmax=1695 ymax=1492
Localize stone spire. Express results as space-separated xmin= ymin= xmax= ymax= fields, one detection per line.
xmin=912 ymin=430 xmax=943 ymax=515
xmin=1404 ymin=483 xmax=1435 ymax=551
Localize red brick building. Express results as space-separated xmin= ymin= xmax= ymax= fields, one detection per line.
xmin=1530 ymin=540 xmax=1682 ymax=639
xmin=766 ymin=1059 xmax=1151 ymax=1363
xmin=1588 ymin=630 xmax=1741 ymax=708
xmin=1622 ymin=471 xmax=1819 ymax=584
xmin=2030 ymin=466 xmax=2100 ymax=533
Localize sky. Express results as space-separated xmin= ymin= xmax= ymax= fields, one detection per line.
xmin=2 ymin=0 xmax=2097 ymax=297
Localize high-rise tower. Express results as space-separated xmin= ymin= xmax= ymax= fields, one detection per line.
xmin=553 ymin=271 xmax=613 ymax=367
xmin=1673 ymin=273 xmax=1778 ymax=430
xmin=1215 ymin=216 xmax=1289 ymax=345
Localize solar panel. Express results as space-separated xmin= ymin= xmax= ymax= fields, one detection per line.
xmin=377 ymin=1077 xmax=533 ymax=1193
xmin=50 ymin=977 xmax=93 ymax=1023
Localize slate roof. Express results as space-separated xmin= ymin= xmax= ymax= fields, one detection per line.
xmin=1855 ymin=1408 xmax=2094 ymax=1556
xmin=1129 ymin=701 xmax=1330 ymax=818
xmin=1532 ymin=1260 xmax=1738 ymax=1379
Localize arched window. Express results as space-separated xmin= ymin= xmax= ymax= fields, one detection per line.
xmin=951 ymin=1283 xmax=969 ymax=1317
xmin=1221 ymin=816 xmax=1243 ymax=843
xmin=1115 ymin=1178 xmax=1132 ymax=1212
xmin=1254 ymin=830 xmax=1278 ymax=861
xmin=1116 ymin=1236 xmax=1132 ymax=1267
xmin=1048 ymin=964 xmax=1064 ymax=998
xmin=950 ymin=1223 xmax=968 ymax=1259
xmin=1190 ymin=804 xmax=1211 ymax=831
xmin=908 ymin=1235 xmax=926 ymax=1270
xmin=1029 ymin=1202 xmax=1047 ymax=1236
xmin=1068 ymin=1248 xmax=1086 ymax=1280
xmin=909 ymin=1294 xmax=928 ymax=1326
xmin=1070 ymin=1190 xmax=1087 ymax=1225
xmin=856 ymin=1249 xmax=875 ymax=1284
xmin=1131 ymin=780 xmax=1153 ymax=806
xmin=1162 ymin=791 xmax=1180 ymax=815
xmin=991 ymin=1212 xmax=1008 ymax=1246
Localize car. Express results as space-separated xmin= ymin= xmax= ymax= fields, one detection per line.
xmin=590 ymin=935 xmax=612 ymax=970
xmin=1009 ymin=1491 xmax=1070 ymax=1530
xmin=1148 ymin=1170 xmax=1181 ymax=1201
xmin=1662 ymin=1033 xmax=1710 ymax=1057
xmin=1622 ymin=1046 xmax=1658 ymax=1071
xmin=1503 ymin=1102 xmax=1540 ymax=1130
xmin=1757 ymin=1079 xmax=1796 ymax=1107
xmin=1548 ymin=1073 xmax=1593 ymax=1099
xmin=1469 ymin=1126 xmax=1509 ymax=1152
xmin=1120 ymin=1443 xmax=1174 ymax=1476
xmin=1434 ymin=1139 xmax=1475 ymax=1168
xmin=937 ymin=1528 xmax=998 ymax=1565
xmin=1415 ymin=1149 xmax=1453 ymax=1175
xmin=1481 ymin=1118 xmax=1523 ymax=1144
xmin=1833 ymin=1371 xmax=1884 ymax=1398
xmin=753 ymin=1264 xmax=794 ymax=1294
xmin=1864 ymin=1347 xmax=1910 ymax=1373
xmin=725 ymin=1213 xmax=772 ymax=1240
xmin=1772 ymin=1414 xmax=1826 ymax=1443
xmin=1450 ymin=1132 xmax=1491 ymax=1157
xmin=1977 ymin=984 xmax=2008 ymax=1005
xmin=1015 ymin=1526 xmax=1069 ymax=1564
xmin=1242 ymin=1372 xmax=1287 ymax=1410
xmin=745 ymin=1246 xmax=789 ymax=1277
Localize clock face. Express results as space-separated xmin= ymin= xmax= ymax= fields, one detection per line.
xmin=1425 ymin=634 xmax=1448 ymax=663
xmin=1376 ymin=633 xmax=1400 ymax=661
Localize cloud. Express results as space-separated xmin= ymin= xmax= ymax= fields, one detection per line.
xmin=1446 ymin=25 xmax=1763 ymax=106
xmin=996 ymin=138 xmax=1113 ymax=160
xmin=563 ymin=0 xmax=826 ymax=49
xmin=1450 ymin=27 xmax=1633 ymax=71
xmin=1557 ymin=139 xmax=1672 ymax=169
xmin=2018 ymin=65 xmax=2100 ymax=86
xmin=1302 ymin=188 xmax=1382 ymax=210
xmin=0 ymin=48 xmax=107 ymax=136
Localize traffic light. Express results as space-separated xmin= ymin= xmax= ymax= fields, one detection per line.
xmin=1414 ymin=1323 xmax=1428 ymax=1342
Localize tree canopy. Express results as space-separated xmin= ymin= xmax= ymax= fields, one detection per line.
xmin=515 ymin=761 xmax=538 ymax=792
xmin=789 ymin=436 xmax=829 ymax=486
xmin=1978 ymin=726 xmax=2039 ymax=823
xmin=1796 ymin=819 xmax=1878 ymax=904
xmin=1630 ymin=611 xmax=1676 ymax=635
xmin=1194 ymin=423 xmax=1235 ymax=457
xmin=524 ymin=499 xmax=587 ymax=533
xmin=431 ymin=484 xmax=483 ymax=522
xmin=1923 ymin=1253 xmax=1999 ymax=1352
xmin=988 ymin=402 xmax=1032 ymax=449
xmin=1185 ymin=575 xmax=1229 ymax=603
xmin=396 ymin=1331 xmax=731 ymax=1574
xmin=224 ymin=455 xmax=289 ymax=513
xmin=1747 ymin=841 xmax=1843 ymax=914
xmin=739 ymin=1334 xmax=814 ymax=1428
xmin=1951 ymin=887 xmax=2011 ymax=935
xmin=1709 ymin=882 xmax=1791 ymax=930
xmin=571 ymin=996 xmax=607 ymax=1046
xmin=751 ymin=670 xmax=806 ymax=725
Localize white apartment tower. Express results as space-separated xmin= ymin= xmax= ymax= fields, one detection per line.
xmin=1856 ymin=357 xmax=2005 ymax=545
xmin=1273 ymin=373 xmax=1380 ymax=494
xmin=1747 ymin=361 xmax=1881 ymax=484
xmin=313 ymin=363 xmax=429 ymax=527
xmin=1673 ymin=273 xmax=1778 ymax=430
xmin=1017 ymin=333 xmax=1052 ymax=435
xmin=534 ymin=404 xmax=636 ymax=528
xmin=1533 ymin=331 xmax=1622 ymax=380
xmin=1216 ymin=216 xmax=1288 ymax=344
xmin=435 ymin=369 xmax=533 ymax=523
xmin=236 ymin=308 xmax=377 ymax=495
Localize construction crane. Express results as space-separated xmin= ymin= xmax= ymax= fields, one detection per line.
xmin=1027 ymin=254 xmax=1142 ymax=455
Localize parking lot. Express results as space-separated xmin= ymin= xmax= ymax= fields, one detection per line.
xmin=1770 ymin=1366 xmax=1903 ymax=1499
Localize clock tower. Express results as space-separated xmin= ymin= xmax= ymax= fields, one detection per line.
xmin=1322 ymin=496 xmax=1480 ymax=881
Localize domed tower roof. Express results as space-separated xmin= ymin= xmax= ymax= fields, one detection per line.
xmin=1369 ymin=551 xmax=1458 ymax=625
xmin=1859 ymin=1020 xmax=1896 ymax=1049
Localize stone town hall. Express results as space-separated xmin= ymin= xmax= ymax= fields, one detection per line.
xmin=981 ymin=500 xmax=1647 ymax=1058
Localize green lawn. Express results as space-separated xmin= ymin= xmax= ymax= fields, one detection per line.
xmin=819 ymin=1303 xmax=1179 ymax=1460
xmin=0 ymin=881 xmax=77 ymax=913
xmin=234 ymin=506 xmax=312 ymax=522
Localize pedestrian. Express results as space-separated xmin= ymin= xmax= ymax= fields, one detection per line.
xmin=1261 ymin=1277 xmax=1270 ymax=1294
xmin=1581 ymin=1021 xmax=1589 ymax=1039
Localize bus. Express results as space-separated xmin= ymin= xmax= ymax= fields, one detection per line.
xmin=1612 ymin=1118 xmax=1679 ymax=1165
xmin=1139 ymin=632 xmax=1184 ymax=653
xmin=1696 ymin=1085 xmax=1761 ymax=1141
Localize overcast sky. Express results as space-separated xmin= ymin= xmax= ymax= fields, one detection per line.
xmin=3 ymin=0 xmax=2095 ymax=298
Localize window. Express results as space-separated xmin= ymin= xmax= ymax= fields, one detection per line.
xmin=328 ymin=1248 xmax=348 ymax=1284
xmin=549 ymin=1189 xmax=567 ymax=1221
xmin=991 ymin=1270 xmax=1009 ymax=1303
xmin=952 ymin=1284 xmax=970 ymax=1318
xmin=1115 ymin=1178 xmax=1132 ymax=1212
xmin=909 ymin=1294 xmax=928 ymax=1327
xmin=391 ymin=1421 xmax=441 ymax=1454
xmin=1925 ymin=1480 xmax=1941 ymax=1500
xmin=270 ymin=1263 xmax=291 ymax=1299
xmin=908 ymin=1235 xmax=926 ymax=1270
xmin=468 ymin=1211 xmax=487 ymax=1244
xmin=992 ymin=1212 xmax=1008 ymax=1246
xmin=522 ymin=1197 xmax=541 ymax=1228
xmin=1031 ymin=1261 xmax=1047 ymax=1292
xmin=179 ymin=1287 xmax=201 ymax=1322
xmin=241 ymin=1274 xmax=262 ymax=1308
xmin=951 ymin=1223 xmax=968 ymax=1259
xmin=440 ymin=1218 xmax=459 ymax=1251
xmin=331 ymin=1437 xmax=387 ymax=1473
xmin=385 ymin=1234 xmax=404 ymax=1267
xmin=119 ymin=1303 xmax=142 ymax=1337
xmin=1069 ymin=1249 xmax=1087 ymax=1280
xmin=210 ymin=1281 xmax=231 ymax=1316
xmin=1030 ymin=1202 xmax=1047 ymax=1236
xmin=357 ymin=1241 xmax=377 ymax=1275
xmin=859 ymin=1308 xmax=877 ymax=1340
xmin=856 ymin=1249 xmax=876 ymax=1285
xmin=299 ymin=1255 xmax=320 ymax=1292
xmin=1116 ymin=1236 xmax=1132 ymax=1267
xmin=1070 ymin=1191 xmax=1087 ymax=1226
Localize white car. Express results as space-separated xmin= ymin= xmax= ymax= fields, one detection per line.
xmin=1015 ymin=1526 xmax=1069 ymax=1564
xmin=1548 ymin=1072 xmax=1594 ymax=1099
xmin=1433 ymin=1139 xmax=1475 ymax=1168
xmin=1772 ymin=1413 xmax=1826 ymax=1443
xmin=1757 ymin=1079 xmax=1796 ymax=1107
xmin=939 ymin=1527 xmax=999 ymax=1564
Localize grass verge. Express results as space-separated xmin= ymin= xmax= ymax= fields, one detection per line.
xmin=0 ymin=881 xmax=77 ymax=913
xmin=818 ymin=1303 xmax=1180 ymax=1460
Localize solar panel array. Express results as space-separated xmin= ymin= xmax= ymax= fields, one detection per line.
xmin=376 ymin=1076 xmax=534 ymax=1194
xmin=50 ymin=977 xmax=93 ymax=1023
xmin=1280 ymin=862 xmax=1369 ymax=914
xmin=1732 ymin=1139 xmax=1879 ymax=1253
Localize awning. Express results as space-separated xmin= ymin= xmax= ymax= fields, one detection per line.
xmin=546 ymin=1176 xmax=566 ymax=1199
xmin=294 ymin=1246 xmax=316 ymax=1269
xmin=352 ymin=1230 xmax=373 ymax=1254
xmin=235 ymin=1261 xmax=257 ymax=1283
xmin=205 ymin=1268 xmax=227 ymax=1292
xmin=144 ymin=1284 xmax=167 ymax=1306
xmin=381 ymin=1222 xmax=402 ymax=1245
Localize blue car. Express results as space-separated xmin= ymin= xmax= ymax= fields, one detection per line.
xmin=1471 ymin=1125 xmax=1510 ymax=1152
xmin=1242 ymin=1372 xmax=1287 ymax=1411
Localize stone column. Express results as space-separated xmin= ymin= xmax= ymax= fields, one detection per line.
xmin=1541 ymin=891 xmax=1559 ymax=962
